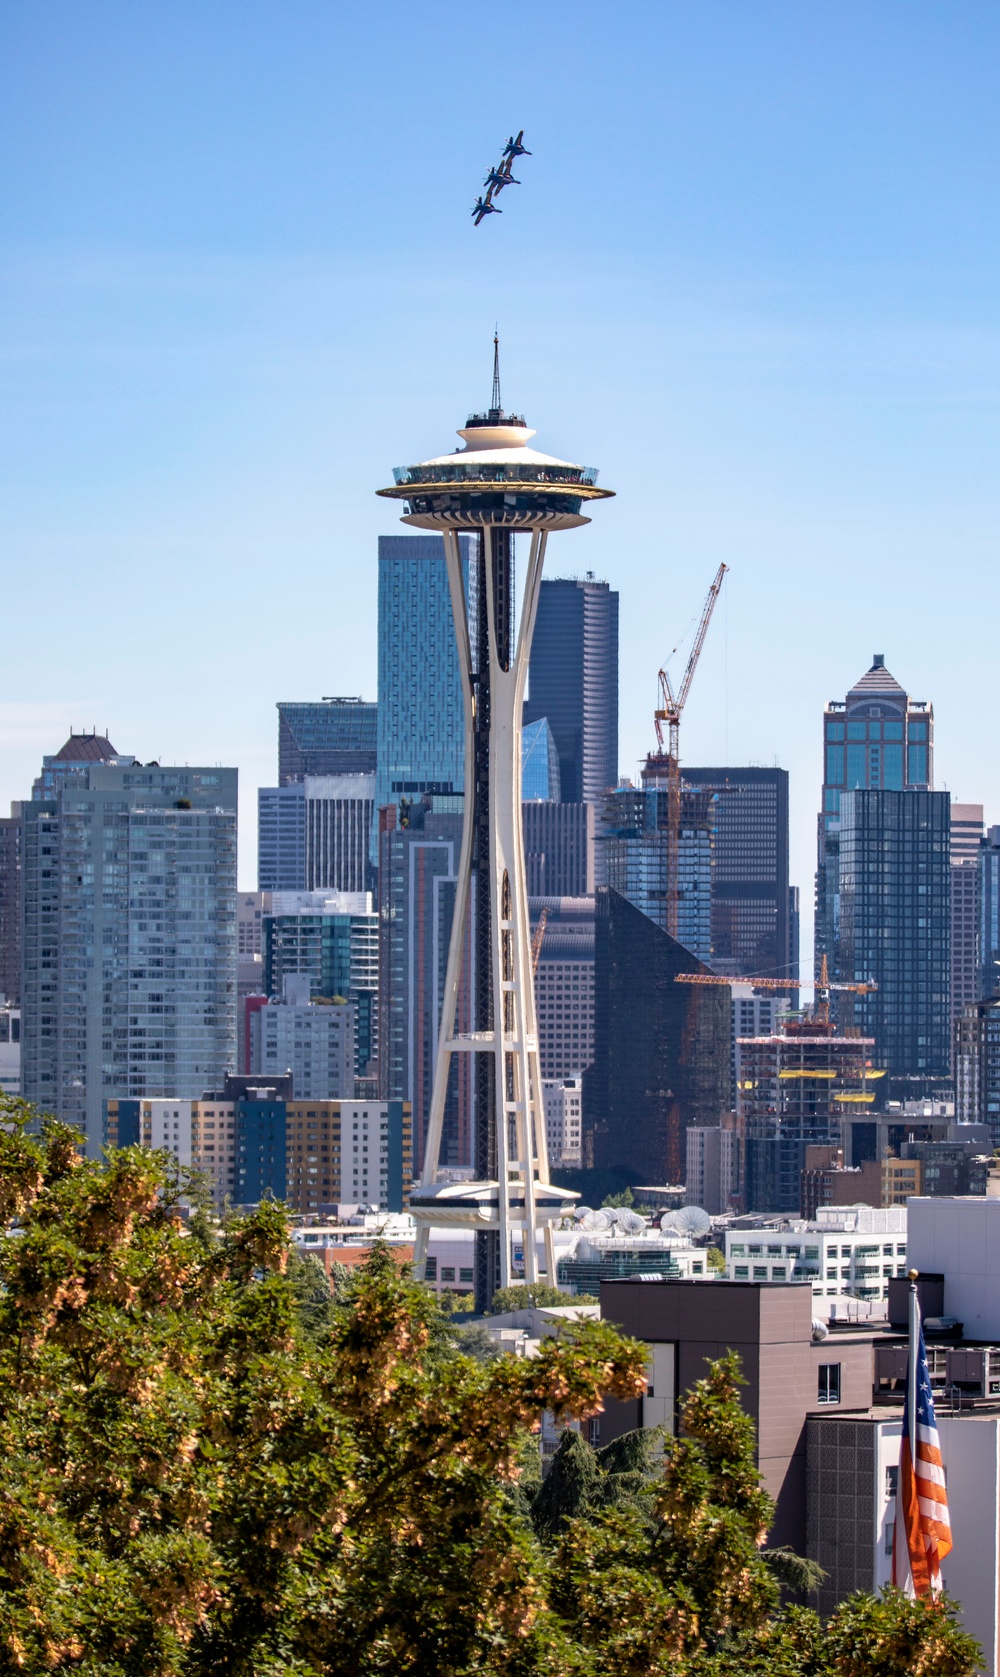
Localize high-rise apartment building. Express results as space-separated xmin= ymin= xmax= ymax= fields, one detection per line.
xmin=584 ymin=887 xmax=730 ymax=1185
xmin=21 ymin=738 xmax=237 ymax=1152
xmin=374 ymin=535 xmax=471 ymax=850
xmin=523 ymin=575 xmax=619 ymax=805
xmin=956 ymin=999 xmax=1000 ymax=1146
xmin=277 ymin=698 xmax=377 ymax=786
xmin=681 ymin=766 xmax=792 ymax=979
xmin=522 ymin=802 xmax=595 ymax=898
xmin=262 ymin=891 xmax=377 ymax=1079
xmin=542 ymin=1077 xmax=583 ymax=1169
xmin=248 ymin=975 xmax=356 ymax=1100
xmin=978 ymin=826 xmax=1000 ymax=1002
xmin=0 ymin=1001 xmax=20 ymax=1098
xmin=0 ymin=807 xmax=21 ymax=1005
xmin=835 ymin=788 xmax=951 ymax=1083
xmin=377 ymin=801 xmax=469 ymax=1173
xmin=951 ymin=804 xmax=983 ymax=1043
xmin=815 ymin=656 xmax=933 ymax=973
xmin=685 ymin=1122 xmax=738 ymax=1215
xmin=601 ymin=782 xmax=713 ymax=961
xmin=532 ymin=896 xmax=596 ymax=1080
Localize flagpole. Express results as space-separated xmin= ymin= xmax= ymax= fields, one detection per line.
xmin=908 ymin=1266 xmax=920 ymax=1457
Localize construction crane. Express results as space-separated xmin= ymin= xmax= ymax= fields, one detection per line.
xmin=646 ymin=563 xmax=728 ymax=941
xmin=530 ymin=906 xmax=549 ymax=976
xmin=674 ymin=973 xmax=876 ymax=994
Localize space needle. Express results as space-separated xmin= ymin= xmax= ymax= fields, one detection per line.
xmin=377 ymin=344 xmax=614 ymax=1311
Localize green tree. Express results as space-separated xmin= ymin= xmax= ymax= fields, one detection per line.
xmin=601 ymin=1186 xmax=635 ymax=1208
xmin=0 ymin=1097 xmax=981 ymax=1677
xmin=705 ymin=1244 xmax=727 ymax=1274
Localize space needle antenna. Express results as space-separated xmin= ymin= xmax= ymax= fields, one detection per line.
xmin=492 ymin=329 xmax=502 ymax=414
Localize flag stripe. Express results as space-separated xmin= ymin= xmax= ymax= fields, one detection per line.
xmin=892 ymin=1314 xmax=953 ymax=1597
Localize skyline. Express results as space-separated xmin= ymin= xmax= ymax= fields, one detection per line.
xmin=3 ymin=2 xmax=1000 ymax=966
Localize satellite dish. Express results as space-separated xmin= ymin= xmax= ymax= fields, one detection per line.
xmin=614 ymin=1208 xmax=646 ymax=1235
xmin=662 ymin=1205 xmax=711 ymax=1238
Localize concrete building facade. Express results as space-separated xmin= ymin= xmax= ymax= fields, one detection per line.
xmin=21 ymin=743 xmax=237 ymax=1153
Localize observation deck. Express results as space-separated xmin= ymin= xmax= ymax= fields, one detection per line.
xmin=377 ymin=407 xmax=614 ymax=531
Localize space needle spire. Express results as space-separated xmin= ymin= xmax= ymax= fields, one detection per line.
xmin=378 ymin=352 xmax=614 ymax=1311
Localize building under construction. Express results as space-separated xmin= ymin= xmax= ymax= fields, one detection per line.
xmin=737 ymin=1015 xmax=878 ymax=1214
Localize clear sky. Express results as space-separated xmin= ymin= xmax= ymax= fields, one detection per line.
xmin=2 ymin=2 xmax=999 ymax=966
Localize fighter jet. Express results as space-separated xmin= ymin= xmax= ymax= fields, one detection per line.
xmin=472 ymin=195 xmax=502 ymax=226
xmin=501 ymin=130 xmax=531 ymax=163
xmin=484 ymin=165 xmax=519 ymax=194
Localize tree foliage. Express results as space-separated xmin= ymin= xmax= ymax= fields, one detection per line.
xmin=0 ymin=1098 xmax=982 ymax=1677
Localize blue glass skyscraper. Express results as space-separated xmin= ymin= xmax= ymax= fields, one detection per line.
xmin=374 ymin=536 xmax=472 ymax=849
xmin=816 ymin=655 xmax=933 ymax=974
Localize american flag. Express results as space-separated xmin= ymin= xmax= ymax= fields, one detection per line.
xmin=892 ymin=1318 xmax=952 ymax=1596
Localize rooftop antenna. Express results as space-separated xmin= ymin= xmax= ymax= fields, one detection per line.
xmin=492 ymin=329 xmax=501 ymax=415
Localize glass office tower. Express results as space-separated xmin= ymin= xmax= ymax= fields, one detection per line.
xmin=523 ymin=575 xmax=619 ymax=805
xmin=815 ymin=655 xmax=933 ymax=974
xmin=277 ymin=698 xmax=377 ymax=786
xmin=374 ymin=535 xmax=472 ymax=857
xmin=835 ymin=788 xmax=951 ymax=1083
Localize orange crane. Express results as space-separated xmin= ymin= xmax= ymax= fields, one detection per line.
xmin=674 ymin=965 xmax=877 ymax=1010
xmin=646 ymin=563 xmax=728 ymax=940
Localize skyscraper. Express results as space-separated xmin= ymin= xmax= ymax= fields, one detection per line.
xmin=815 ymin=655 xmax=933 ymax=973
xmin=522 ymin=802 xmax=595 ymax=897
xmin=681 ymin=766 xmax=792 ymax=978
xmin=835 ymin=788 xmax=951 ymax=1084
xmin=21 ymin=737 xmax=237 ymax=1152
xmin=521 ymin=718 xmax=561 ymax=801
xmin=0 ymin=807 xmax=21 ymax=1005
xmin=584 ymin=887 xmax=730 ymax=1186
xmin=532 ymin=896 xmax=596 ymax=1079
xmin=374 ymin=534 xmax=472 ymax=849
xmin=303 ymin=774 xmax=376 ymax=893
xmin=523 ymin=574 xmax=618 ymax=805
xmin=262 ymin=890 xmax=377 ymax=1079
xmin=376 ymin=800 xmax=469 ymax=1173
xmin=951 ymin=804 xmax=983 ymax=1046
xmin=978 ymin=825 xmax=1000 ymax=1001
xmin=601 ymin=782 xmax=713 ymax=961
xmin=257 ymin=784 xmax=307 ymax=891
xmin=277 ymin=698 xmax=377 ymax=786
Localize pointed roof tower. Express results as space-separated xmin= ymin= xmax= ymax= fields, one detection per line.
xmin=846 ymin=653 xmax=908 ymax=706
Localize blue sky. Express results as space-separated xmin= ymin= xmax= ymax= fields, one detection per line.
xmin=2 ymin=2 xmax=999 ymax=962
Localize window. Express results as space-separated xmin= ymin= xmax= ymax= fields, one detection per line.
xmin=753 ymin=1265 xmax=767 ymax=1280
xmin=459 ymin=1268 xmax=474 ymax=1283
xmin=441 ymin=1267 xmax=455 ymax=1282
xmin=734 ymin=1265 xmax=749 ymax=1279
xmin=817 ymin=1364 xmax=841 ymax=1404
xmin=885 ymin=1465 xmax=898 ymax=1498
xmin=424 ymin=1257 xmax=437 ymax=1281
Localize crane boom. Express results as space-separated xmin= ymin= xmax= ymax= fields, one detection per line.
xmin=648 ymin=563 xmax=728 ymax=942
xmin=673 ymin=973 xmax=877 ymax=994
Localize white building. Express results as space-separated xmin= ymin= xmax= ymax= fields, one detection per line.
xmin=0 ymin=1002 xmax=20 ymax=1097
xmin=237 ymin=891 xmax=272 ymax=957
xmin=543 ymin=1077 xmax=583 ymax=1167
xmin=140 ymin=1098 xmax=238 ymax=1207
xmin=686 ymin=1124 xmax=737 ymax=1215
xmin=807 ymin=1409 xmax=1000 ymax=1677
xmin=726 ymin=1205 xmax=908 ymax=1306
xmin=249 ymin=974 xmax=356 ymax=1099
xmin=907 ymin=1196 xmax=1000 ymax=1341
xmin=304 ymin=774 xmax=375 ymax=894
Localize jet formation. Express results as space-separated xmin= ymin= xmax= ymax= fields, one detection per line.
xmin=472 ymin=130 xmax=531 ymax=226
